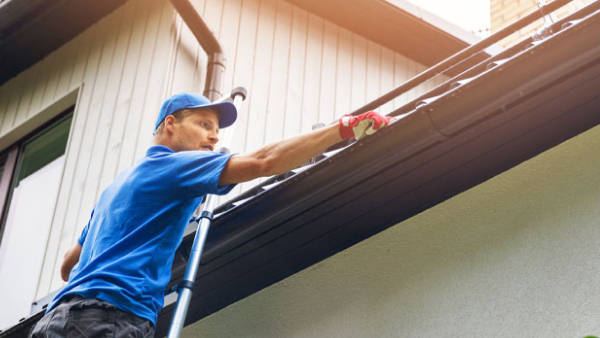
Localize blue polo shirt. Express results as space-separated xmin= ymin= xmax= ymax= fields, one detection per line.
xmin=46 ymin=145 xmax=236 ymax=325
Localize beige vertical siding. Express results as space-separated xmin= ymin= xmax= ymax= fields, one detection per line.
xmin=0 ymin=0 xmax=447 ymax=302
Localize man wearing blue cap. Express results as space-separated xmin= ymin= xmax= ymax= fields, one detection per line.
xmin=30 ymin=92 xmax=391 ymax=338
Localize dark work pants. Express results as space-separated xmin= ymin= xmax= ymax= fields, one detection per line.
xmin=29 ymin=295 xmax=154 ymax=338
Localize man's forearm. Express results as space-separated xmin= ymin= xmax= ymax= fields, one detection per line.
xmin=250 ymin=124 xmax=341 ymax=175
xmin=218 ymin=111 xmax=391 ymax=186
xmin=219 ymin=124 xmax=341 ymax=185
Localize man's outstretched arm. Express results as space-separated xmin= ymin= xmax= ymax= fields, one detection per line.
xmin=218 ymin=112 xmax=390 ymax=186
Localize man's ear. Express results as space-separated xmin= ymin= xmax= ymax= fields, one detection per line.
xmin=164 ymin=115 xmax=176 ymax=132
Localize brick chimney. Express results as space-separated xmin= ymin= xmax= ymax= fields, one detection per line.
xmin=490 ymin=0 xmax=594 ymax=47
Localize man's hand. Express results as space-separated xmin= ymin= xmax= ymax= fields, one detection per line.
xmin=339 ymin=111 xmax=391 ymax=140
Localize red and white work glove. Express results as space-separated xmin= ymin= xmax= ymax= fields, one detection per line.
xmin=338 ymin=111 xmax=392 ymax=140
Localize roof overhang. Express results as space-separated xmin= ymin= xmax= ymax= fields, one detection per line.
xmin=0 ymin=0 xmax=480 ymax=85
xmin=283 ymin=0 xmax=485 ymax=67
xmin=0 ymin=0 xmax=128 ymax=86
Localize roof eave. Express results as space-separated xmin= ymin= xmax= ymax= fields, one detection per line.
xmin=284 ymin=0 xmax=486 ymax=68
xmin=0 ymin=0 xmax=480 ymax=86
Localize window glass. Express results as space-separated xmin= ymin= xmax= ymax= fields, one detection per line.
xmin=0 ymin=114 xmax=72 ymax=329
xmin=16 ymin=115 xmax=72 ymax=183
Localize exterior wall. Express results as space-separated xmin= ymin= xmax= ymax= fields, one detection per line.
xmin=0 ymin=0 xmax=177 ymax=304
xmin=182 ymin=120 xmax=600 ymax=337
xmin=491 ymin=0 xmax=595 ymax=47
xmin=0 ymin=0 xmax=446 ymax=305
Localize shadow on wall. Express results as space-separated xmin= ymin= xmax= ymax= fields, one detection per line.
xmin=185 ymin=124 xmax=600 ymax=337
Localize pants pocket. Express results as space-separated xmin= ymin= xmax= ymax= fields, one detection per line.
xmin=67 ymin=300 xmax=115 ymax=338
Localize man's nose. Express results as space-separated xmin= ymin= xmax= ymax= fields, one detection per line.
xmin=209 ymin=131 xmax=219 ymax=144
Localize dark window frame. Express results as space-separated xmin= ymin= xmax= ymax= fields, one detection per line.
xmin=0 ymin=106 xmax=74 ymax=245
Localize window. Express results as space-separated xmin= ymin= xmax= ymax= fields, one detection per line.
xmin=0 ymin=110 xmax=73 ymax=329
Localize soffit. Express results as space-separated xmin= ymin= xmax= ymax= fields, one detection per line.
xmin=285 ymin=0 xmax=481 ymax=67
xmin=0 ymin=0 xmax=476 ymax=85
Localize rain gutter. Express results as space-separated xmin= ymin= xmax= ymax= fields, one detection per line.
xmin=168 ymin=0 xmax=225 ymax=101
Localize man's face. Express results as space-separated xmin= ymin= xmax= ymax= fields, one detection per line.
xmin=170 ymin=107 xmax=220 ymax=152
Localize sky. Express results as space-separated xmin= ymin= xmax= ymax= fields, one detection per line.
xmin=406 ymin=0 xmax=491 ymax=36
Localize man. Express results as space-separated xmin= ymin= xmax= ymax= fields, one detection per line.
xmin=29 ymin=92 xmax=391 ymax=337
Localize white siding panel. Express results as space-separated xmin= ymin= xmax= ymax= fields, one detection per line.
xmin=97 ymin=0 xmax=143 ymax=193
xmin=228 ymin=0 xmax=259 ymax=148
xmin=393 ymin=53 xmax=410 ymax=110
xmin=133 ymin=0 xmax=178 ymax=161
xmin=169 ymin=14 xmax=199 ymax=95
xmin=0 ymin=83 xmax=11 ymax=135
xmin=53 ymin=37 xmax=80 ymax=100
xmin=350 ymin=34 xmax=367 ymax=114
xmin=26 ymin=54 xmax=55 ymax=121
xmin=334 ymin=27 xmax=352 ymax=119
xmin=365 ymin=41 xmax=381 ymax=113
xmin=0 ymin=86 xmax=9 ymax=133
xmin=40 ymin=45 xmax=69 ymax=110
xmin=319 ymin=21 xmax=337 ymax=123
xmin=380 ymin=47 xmax=395 ymax=115
xmin=188 ymin=0 xmax=208 ymax=93
xmin=115 ymin=0 xmax=158 ymax=174
xmin=13 ymin=65 xmax=39 ymax=124
xmin=117 ymin=0 xmax=170 ymax=168
xmin=233 ymin=0 xmax=276 ymax=197
xmin=220 ymin=0 xmax=243 ymax=95
xmin=264 ymin=0 xmax=292 ymax=144
xmin=301 ymin=13 xmax=323 ymax=131
xmin=0 ymin=73 xmax=25 ymax=136
xmin=0 ymin=0 xmax=451 ymax=303
xmin=244 ymin=0 xmax=275 ymax=150
xmin=68 ymin=31 xmax=95 ymax=91
xmin=283 ymin=6 xmax=308 ymax=137
xmin=406 ymin=59 xmax=421 ymax=101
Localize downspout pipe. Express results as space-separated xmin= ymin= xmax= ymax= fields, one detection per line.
xmin=169 ymin=0 xmax=225 ymax=102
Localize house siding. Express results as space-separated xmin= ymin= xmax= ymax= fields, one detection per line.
xmin=0 ymin=0 xmax=445 ymax=306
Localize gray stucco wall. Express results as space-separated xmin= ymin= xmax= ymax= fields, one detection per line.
xmin=181 ymin=124 xmax=600 ymax=337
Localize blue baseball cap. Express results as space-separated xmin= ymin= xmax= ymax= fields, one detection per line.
xmin=154 ymin=92 xmax=237 ymax=133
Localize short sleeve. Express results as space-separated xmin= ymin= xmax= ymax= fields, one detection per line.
xmin=175 ymin=151 xmax=237 ymax=198
xmin=77 ymin=209 xmax=94 ymax=246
